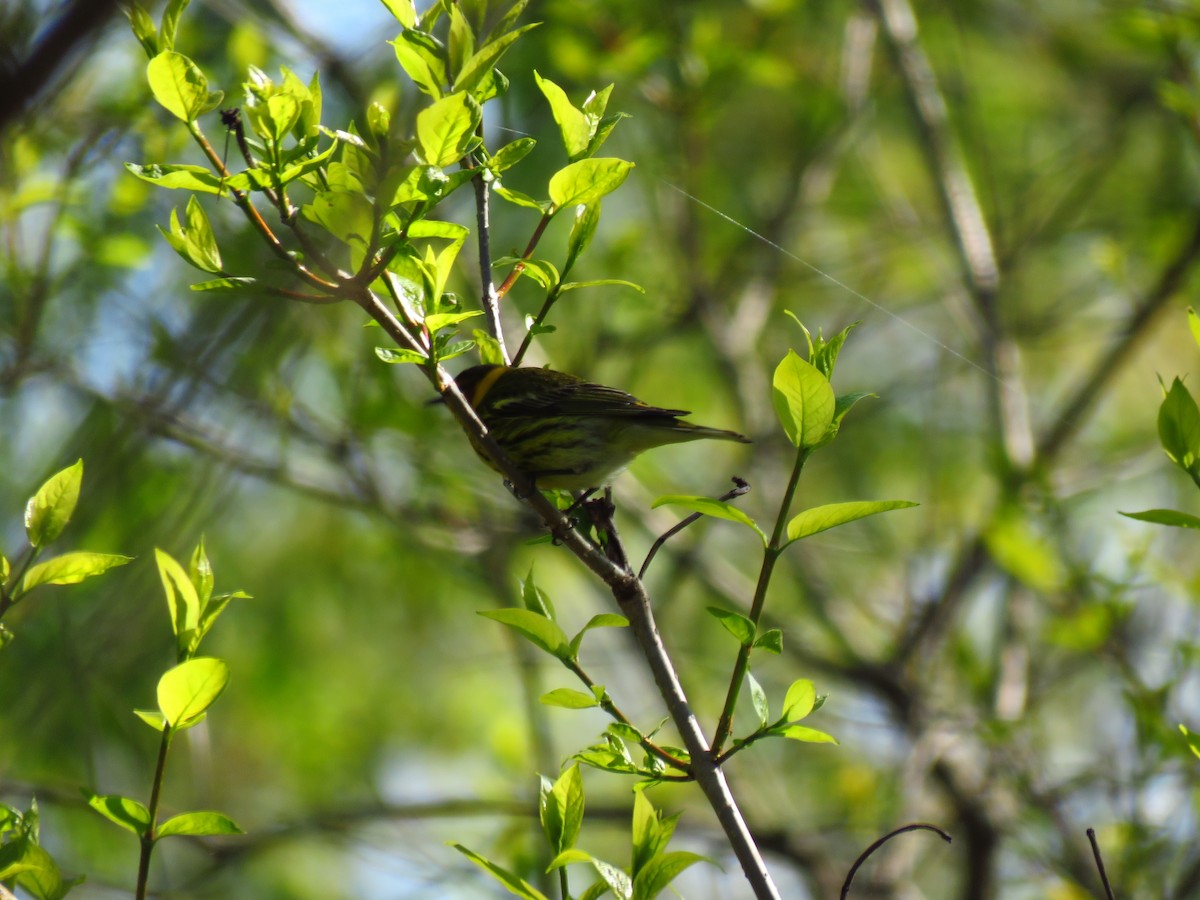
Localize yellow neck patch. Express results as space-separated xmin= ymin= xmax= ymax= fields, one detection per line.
xmin=471 ymin=366 xmax=508 ymax=408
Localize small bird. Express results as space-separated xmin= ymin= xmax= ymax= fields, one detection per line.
xmin=446 ymin=364 xmax=751 ymax=491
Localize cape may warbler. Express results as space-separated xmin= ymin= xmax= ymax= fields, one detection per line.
xmin=447 ymin=364 xmax=751 ymax=491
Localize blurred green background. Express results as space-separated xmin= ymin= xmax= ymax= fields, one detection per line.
xmin=3 ymin=0 xmax=1200 ymax=897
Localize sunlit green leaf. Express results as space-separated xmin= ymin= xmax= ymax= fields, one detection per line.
xmin=782 ymin=679 xmax=816 ymax=721
xmin=478 ymin=608 xmax=571 ymax=659
xmin=450 ymin=843 xmax=550 ymax=900
xmin=23 ymin=552 xmax=132 ymax=592
xmin=147 ymin=51 xmax=223 ymax=122
xmin=157 ymin=548 xmax=201 ymax=651
xmin=540 ymin=689 xmax=599 ymax=709
xmin=157 ymin=657 xmax=230 ymax=729
xmin=535 ymin=71 xmax=593 ymax=160
xmin=785 ymin=500 xmax=918 ymax=544
xmin=392 ymin=30 xmax=448 ymax=99
xmin=126 ymin=162 xmax=226 ymax=194
xmin=652 ymin=495 xmax=765 ymax=543
xmin=85 ymin=794 xmax=150 ymax=836
xmin=488 ymin=137 xmax=536 ymax=173
xmin=706 ymin=607 xmax=755 ymax=646
xmin=779 ymin=724 xmax=838 ymax=745
xmin=380 ymin=0 xmax=416 ymax=28
xmin=24 ymin=459 xmax=82 ymax=548
xmin=568 ymin=613 xmax=627 ymax=657
xmin=772 ymin=349 xmax=835 ymax=448
xmin=539 ymin=763 xmax=584 ymax=853
xmin=548 ymin=158 xmax=634 ymax=209
xmin=632 ymin=851 xmax=708 ymax=900
xmin=156 ymin=811 xmax=243 ymax=838
xmin=375 ymin=346 xmax=428 ymax=365
xmin=456 ymin=23 xmax=538 ymax=94
xmin=416 ymin=91 xmax=482 ymax=166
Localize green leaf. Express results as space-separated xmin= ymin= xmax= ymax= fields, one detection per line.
xmin=450 ymin=843 xmax=550 ymax=900
xmin=416 ymin=91 xmax=482 ymax=166
xmin=488 ymin=137 xmax=536 ymax=173
xmin=455 ymin=23 xmax=538 ymax=95
xmin=171 ymin=195 xmax=222 ymax=273
xmin=753 ymin=628 xmax=783 ymax=654
xmin=540 ymin=688 xmax=599 ymax=709
xmin=392 ymin=30 xmax=448 ymax=99
xmin=85 ymin=793 xmax=151 ymax=836
xmin=548 ymin=158 xmax=634 ymax=209
xmin=706 ymin=607 xmax=755 ymax=646
xmin=780 ymin=724 xmax=838 ymax=745
xmin=447 ymin=5 xmax=474 ymax=83
xmin=126 ymin=162 xmax=226 ymax=194
xmin=157 ymin=548 xmax=201 ymax=652
xmin=545 ymin=848 xmax=593 ymax=870
xmin=159 ymin=0 xmax=190 ymax=51
xmin=157 ymin=657 xmax=230 ymax=729
xmin=24 ymin=459 xmax=83 ymax=548
xmin=425 ymin=310 xmax=484 ymax=333
xmin=1159 ymin=377 xmax=1200 ymax=479
xmin=494 ymin=184 xmax=548 ymax=211
xmin=772 ymin=350 xmax=835 ymax=448
xmin=191 ymin=277 xmax=256 ymax=292
xmin=785 ymin=500 xmax=918 ymax=544
xmin=1189 ymin=307 xmax=1200 ymax=351
xmin=0 ymin=838 xmax=76 ymax=900
xmin=631 ymin=789 xmax=667 ymax=876
xmin=156 ymin=811 xmax=243 ymax=838
xmin=303 ymin=190 xmax=374 ymax=249
xmin=748 ymin=671 xmax=769 ymax=727
xmin=568 ymin=612 xmax=628 ymax=657
xmin=535 ymin=71 xmax=593 ymax=160
xmin=375 ymin=346 xmax=428 ymax=365
xmin=478 ymin=608 xmax=571 ymax=659
xmin=521 ymin=567 xmax=555 ymax=618
xmin=586 ymin=111 xmax=629 ymax=158
xmin=574 ymin=855 xmax=633 ymax=899
xmin=782 ymin=679 xmax=816 ymax=721
xmin=23 ymin=552 xmax=132 ymax=592
xmin=133 ymin=709 xmax=167 ymax=731
xmin=632 ymin=851 xmax=708 ymax=900
xmin=557 ymin=278 xmax=645 ymax=295
xmin=540 ymin=763 xmax=584 ymax=853
xmin=127 ymin=3 xmax=159 ymax=57
xmin=147 ymin=51 xmax=223 ymax=122
xmin=564 ymin=202 xmax=600 ymax=274
xmin=380 ymin=0 xmax=417 ymax=28
xmin=1120 ymin=508 xmax=1200 ymax=529
xmin=652 ymin=495 xmax=765 ymax=543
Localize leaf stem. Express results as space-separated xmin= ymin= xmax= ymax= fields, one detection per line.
xmin=135 ymin=726 xmax=172 ymax=900
xmin=712 ymin=446 xmax=810 ymax=754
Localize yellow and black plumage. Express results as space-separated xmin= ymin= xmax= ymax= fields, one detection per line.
xmin=447 ymin=364 xmax=751 ymax=491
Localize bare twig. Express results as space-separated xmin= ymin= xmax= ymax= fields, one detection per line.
xmin=639 ymin=477 xmax=751 ymax=579
xmin=1087 ymin=828 xmax=1116 ymax=900
xmin=840 ymin=822 xmax=953 ymax=898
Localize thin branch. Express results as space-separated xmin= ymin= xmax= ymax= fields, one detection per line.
xmin=468 ymin=128 xmax=510 ymax=363
xmin=639 ymin=477 xmax=750 ymax=579
xmin=840 ymin=822 xmax=953 ymax=899
xmin=1086 ymin=828 xmax=1116 ymax=900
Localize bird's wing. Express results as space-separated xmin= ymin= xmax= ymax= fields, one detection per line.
xmin=490 ymin=379 xmax=690 ymax=419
